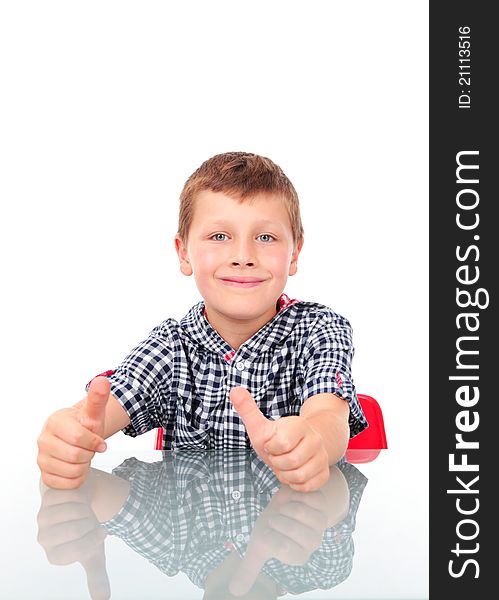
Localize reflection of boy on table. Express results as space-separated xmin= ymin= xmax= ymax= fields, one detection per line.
xmin=37 ymin=152 xmax=367 ymax=493
xmin=37 ymin=451 xmax=367 ymax=599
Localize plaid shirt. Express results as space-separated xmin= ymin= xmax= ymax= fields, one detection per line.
xmin=103 ymin=450 xmax=368 ymax=594
xmin=88 ymin=294 xmax=367 ymax=450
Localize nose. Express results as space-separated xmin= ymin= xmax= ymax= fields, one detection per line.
xmin=230 ymin=239 xmax=256 ymax=268
xmin=231 ymin=257 xmax=255 ymax=267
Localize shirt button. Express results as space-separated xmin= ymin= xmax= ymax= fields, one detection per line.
xmin=244 ymin=360 xmax=251 ymax=368
xmin=231 ymin=490 xmax=241 ymax=501
xmin=236 ymin=533 xmax=245 ymax=542
xmin=236 ymin=361 xmax=245 ymax=370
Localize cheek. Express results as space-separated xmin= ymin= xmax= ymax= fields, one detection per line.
xmin=190 ymin=248 xmax=220 ymax=275
xmin=266 ymin=249 xmax=293 ymax=277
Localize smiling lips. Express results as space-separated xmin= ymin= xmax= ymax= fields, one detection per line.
xmin=219 ymin=276 xmax=266 ymax=288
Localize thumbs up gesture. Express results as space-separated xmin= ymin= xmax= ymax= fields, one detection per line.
xmin=37 ymin=377 xmax=110 ymax=490
xmin=229 ymin=387 xmax=330 ymax=492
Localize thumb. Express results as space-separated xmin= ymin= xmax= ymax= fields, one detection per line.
xmin=229 ymin=387 xmax=276 ymax=445
xmin=82 ymin=377 xmax=110 ymax=435
xmin=80 ymin=537 xmax=111 ymax=600
xmin=229 ymin=545 xmax=268 ymax=597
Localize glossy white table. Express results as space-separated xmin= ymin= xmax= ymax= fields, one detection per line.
xmin=0 ymin=448 xmax=428 ymax=599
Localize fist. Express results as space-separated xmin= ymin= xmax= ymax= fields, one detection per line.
xmin=37 ymin=484 xmax=110 ymax=600
xmin=37 ymin=377 xmax=110 ymax=489
xmin=229 ymin=485 xmax=330 ymax=596
xmin=229 ymin=387 xmax=330 ymax=492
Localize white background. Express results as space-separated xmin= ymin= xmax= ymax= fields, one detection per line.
xmin=0 ymin=1 xmax=428 ymax=597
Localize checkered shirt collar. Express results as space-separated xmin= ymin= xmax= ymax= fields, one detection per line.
xmin=180 ymin=293 xmax=301 ymax=359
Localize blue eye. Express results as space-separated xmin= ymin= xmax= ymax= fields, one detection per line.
xmin=257 ymin=234 xmax=275 ymax=242
xmin=212 ymin=233 xmax=228 ymax=241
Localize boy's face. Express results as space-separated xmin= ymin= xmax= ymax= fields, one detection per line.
xmin=175 ymin=190 xmax=302 ymax=337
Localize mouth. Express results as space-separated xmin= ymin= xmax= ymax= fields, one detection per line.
xmin=219 ymin=277 xmax=267 ymax=288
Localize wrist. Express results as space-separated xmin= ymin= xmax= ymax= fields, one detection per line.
xmin=303 ymin=410 xmax=349 ymax=465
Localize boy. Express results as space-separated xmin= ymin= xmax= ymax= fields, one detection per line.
xmin=37 ymin=152 xmax=367 ymax=492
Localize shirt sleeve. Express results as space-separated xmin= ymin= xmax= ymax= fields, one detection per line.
xmin=300 ymin=310 xmax=368 ymax=438
xmin=85 ymin=320 xmax=176 ymax=437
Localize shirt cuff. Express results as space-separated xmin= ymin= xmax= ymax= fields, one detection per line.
xmin=301 ymin=374 xmax=368 ymax=438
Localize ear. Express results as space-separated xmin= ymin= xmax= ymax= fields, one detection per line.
xmin=175 ymin=235 xmax=193 ymax=276
xmin=288 ymin=238 xmax=303 ymax=276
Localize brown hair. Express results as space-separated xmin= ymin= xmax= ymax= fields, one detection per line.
xmin=178 ymin=152 xmax=304 ymax=245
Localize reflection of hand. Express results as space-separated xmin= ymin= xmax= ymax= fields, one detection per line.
xmin=37 ymin=485 xmax=111 ymax=600
xmin=230 ymin=387 xmax=330 ymax=491
xmin=229 ymin=481 xmax=333 ymax=597
xmin=37 ymin=377 xmax=110 ymax=489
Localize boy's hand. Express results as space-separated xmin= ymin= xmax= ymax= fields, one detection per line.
xmin=37 ymin=485 xmax=110 ymax=600
xmin=37 ymin=377 xmax=110 ymax=490
xmin=229 ymin=387 xmax=330 ymax=492
xmin=228 ymin=483 xmax=331 ymax=596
